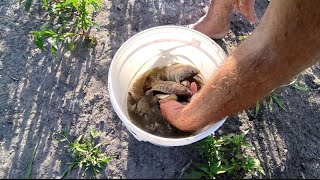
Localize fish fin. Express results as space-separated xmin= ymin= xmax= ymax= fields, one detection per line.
xmin=193 ymin=74 xmax=205 ymax=86
xmin=130 ymin=103 xmax=137 ymax=112
xmin=145 ymin=89 xmax=153 ymax=97
xmin=144 ymin=75 xmax=157 ymax=89
xmin=128 ymin=91 xmax=140 ymax=102
xmin=175 ymin=74 xmax=180 ymax=83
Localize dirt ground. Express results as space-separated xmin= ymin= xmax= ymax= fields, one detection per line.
xmin=1 ymin=0 xmax=320 ymax=179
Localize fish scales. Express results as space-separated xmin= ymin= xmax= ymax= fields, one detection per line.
xmin=148 ymin=80 xmax=192 ymax=97
xmin=165 ymin=64 xmax=200 ymax=83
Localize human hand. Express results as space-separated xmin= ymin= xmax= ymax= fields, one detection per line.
xmin=159 ymin=100 xmax=185 ymax=126
xmin=159 ymin=82 xmax=198 ymax=128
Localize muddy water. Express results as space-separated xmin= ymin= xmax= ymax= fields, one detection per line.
xmin=127 ymin=64 xmax=204 ymax=138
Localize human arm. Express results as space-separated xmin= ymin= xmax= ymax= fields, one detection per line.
xmin=161 ymin=0 xmax=320 ymax=131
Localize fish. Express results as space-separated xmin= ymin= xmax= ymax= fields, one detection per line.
xmin=156 ymin=94 xmax=178 ymax=101
xmin=127 ymin=64 xmax=202 ymax=137
xmin=129 ymin=66 xmax=166 ymax=102
xmin=192 ymin=74 xmax=205 ymax=87
xmin=146 ymin=80 xmax=192 ymax=97
xmin=164 ymin=63 xmax=200 ymax=83
xmin=135 ymin=94 xmax=163 ymax=132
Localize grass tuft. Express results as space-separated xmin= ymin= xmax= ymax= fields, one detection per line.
xmin=185 ymin=132 xmax=264 ymax=179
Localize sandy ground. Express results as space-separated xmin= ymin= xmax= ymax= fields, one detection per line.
xmin=0 ymin=0 xmax=319 ymax=178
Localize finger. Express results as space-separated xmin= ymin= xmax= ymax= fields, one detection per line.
xmin=159 ymin=100 xmax=185 ymax=111
xmin=159 ymin=100 xmax=185 ymax=122
xmin=190 ymin=82 xmax=198 ymax=95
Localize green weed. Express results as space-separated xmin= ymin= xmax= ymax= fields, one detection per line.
xmin=254 ymin=101 xmax=260 ymax=118
xmin=287 ymin=80 xmax=308 ymax=92
xmin=20 ymin=0 xmax=102 ymax=54
xmin=55 ymin=128 xmax=111 ymax=179
xmin=254 ymin=79 xmax=308 ymax=117
xmin=269 ymin=92 xmax=286 ymax=111
xmin=19 ymin=0 xmax=34 ymax=12
xmin=254 ymin=91 xmax=286 ymax=118
xmin=185 ymin=132 xmax=264 ymax=179
xmin=23 ymin=139 xmax=40 ymax=179
xmin=237 ymin=35 xmax=249 ymax=41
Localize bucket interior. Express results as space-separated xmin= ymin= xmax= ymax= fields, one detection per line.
xmin=109 ymin=26 xmax=227 ymax=144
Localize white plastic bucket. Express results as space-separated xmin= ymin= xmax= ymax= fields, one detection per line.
xmin=108 ymin=26 xmax=228 ymax=147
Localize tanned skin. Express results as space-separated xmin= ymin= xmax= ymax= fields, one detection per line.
xmin=160 ymin=0 xmax=320 ymax=131
xmin=188 ymin=0 xmax=257 ymax=39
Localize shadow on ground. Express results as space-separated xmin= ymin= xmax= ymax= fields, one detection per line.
xmin=105 ymin=0 xmax=208 ymax=178
xmin=245 ymin=63 xmax=320 ymax=178
xmin=1 ymin=0 xmax=319 ymax=179
xmin=104 ymin=0 xmax=270 ymax=179
xmin=0 ymin=1 xmax=108 ymax=178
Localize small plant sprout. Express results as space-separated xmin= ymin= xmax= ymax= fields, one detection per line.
xmin=185 ymin=132 xmax=265 ymax=179
xmin=21 ymin=0 xmax=102 ymax=55
xmin=286 ymin=79 xmax=308 ymax=92
xmin=269 ymin=92 xmax=287 ymax=112
xmin=253 ymin=77 xmax=308 ymax=118
xmin=19 ymin=0 xmax=34 ymax=12
xmin=24 ymin=140 xmax=40 ymax=179
xmin=58 ymin=128 xmax=111 ymax=179
xmin=291 ymin=83 xmax=308 ymax=92
xmin=254 ymin=101 xmax=260 ymax=118
xmin=237 ymin=35 xmax=249 ymax=41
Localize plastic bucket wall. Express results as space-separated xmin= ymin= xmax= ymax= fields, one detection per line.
xmin=108 ymin=26 xmax=228 ymax=146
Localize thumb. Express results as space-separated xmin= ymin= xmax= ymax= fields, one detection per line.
xmin=159 ymin=100 xmax=185 ymax=123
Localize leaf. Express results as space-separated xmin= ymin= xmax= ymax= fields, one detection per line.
xmin=40 ymin=23 xmax=49 ymax=30
xmin=269 ymin=96 xmax=273 ymax=111
xmin=292 ymin=84 xmax=308 ymax=92
xmin=60 ymin=138 xmax=68 ymax=142
xmin=68 ymin=42 xmax=75 ymax=52
xmin=216 ymin=170 xmax=226 ymax=174
xmin=24 ymin=140 xmax=40 ymax=179
xmin=237 ymin=35 xmax=248 ymax=41
xmin=75 ymin=135 xmax=83 ymax=144
xmin=90 ymin=127 xmax=96 ymax=138
xmin=219 ymin=165 xmax=234 ymax=173
xmin=100 ymin=157 xmax=111 ymax=163
xmin=254 ymin=101 xmax=260 ymax=118
xmin=272 ymin=94 xmax=287 ymax=111
xmin=241 ymin=142 xmax=252 ymax=148
xmin=48 ymin=37 xmax=58 ymax=49
xmin=258 ymin=166 xmax=266 ymax=175
xmin=217 ymin=161 xmax=221 ymax=167
xmin=185 ymin=170 xmax=206 ymax=179
xmin=42 ymin=30 xmax=56 ymax=37
xmin=24 ymin=0 xmax=33 ymax=12
xmin=64 ymin=32 xmax=75 ymax=37
xmin=198 ymin=165 xmax=210 ymax=174
xmin=50 ymin=46 xmax=57 ymax=55
xmin=94 ymin=143 xmax=102 ymax=149
xmin=71 ymin=0 xmax=79 ymax=10
xmin=89 ymin=0 xmax=102 ymax=10
xmin=75 ymin=146 xmax=87 ymax=153
xmin=243 ymin=130 xmax=249 ymax=136
xmin=34 ymin=36 xmax=44 ymax=50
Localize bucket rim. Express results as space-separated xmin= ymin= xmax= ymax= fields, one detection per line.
xmin=108 ymin=25 xmax=227 ymax=146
